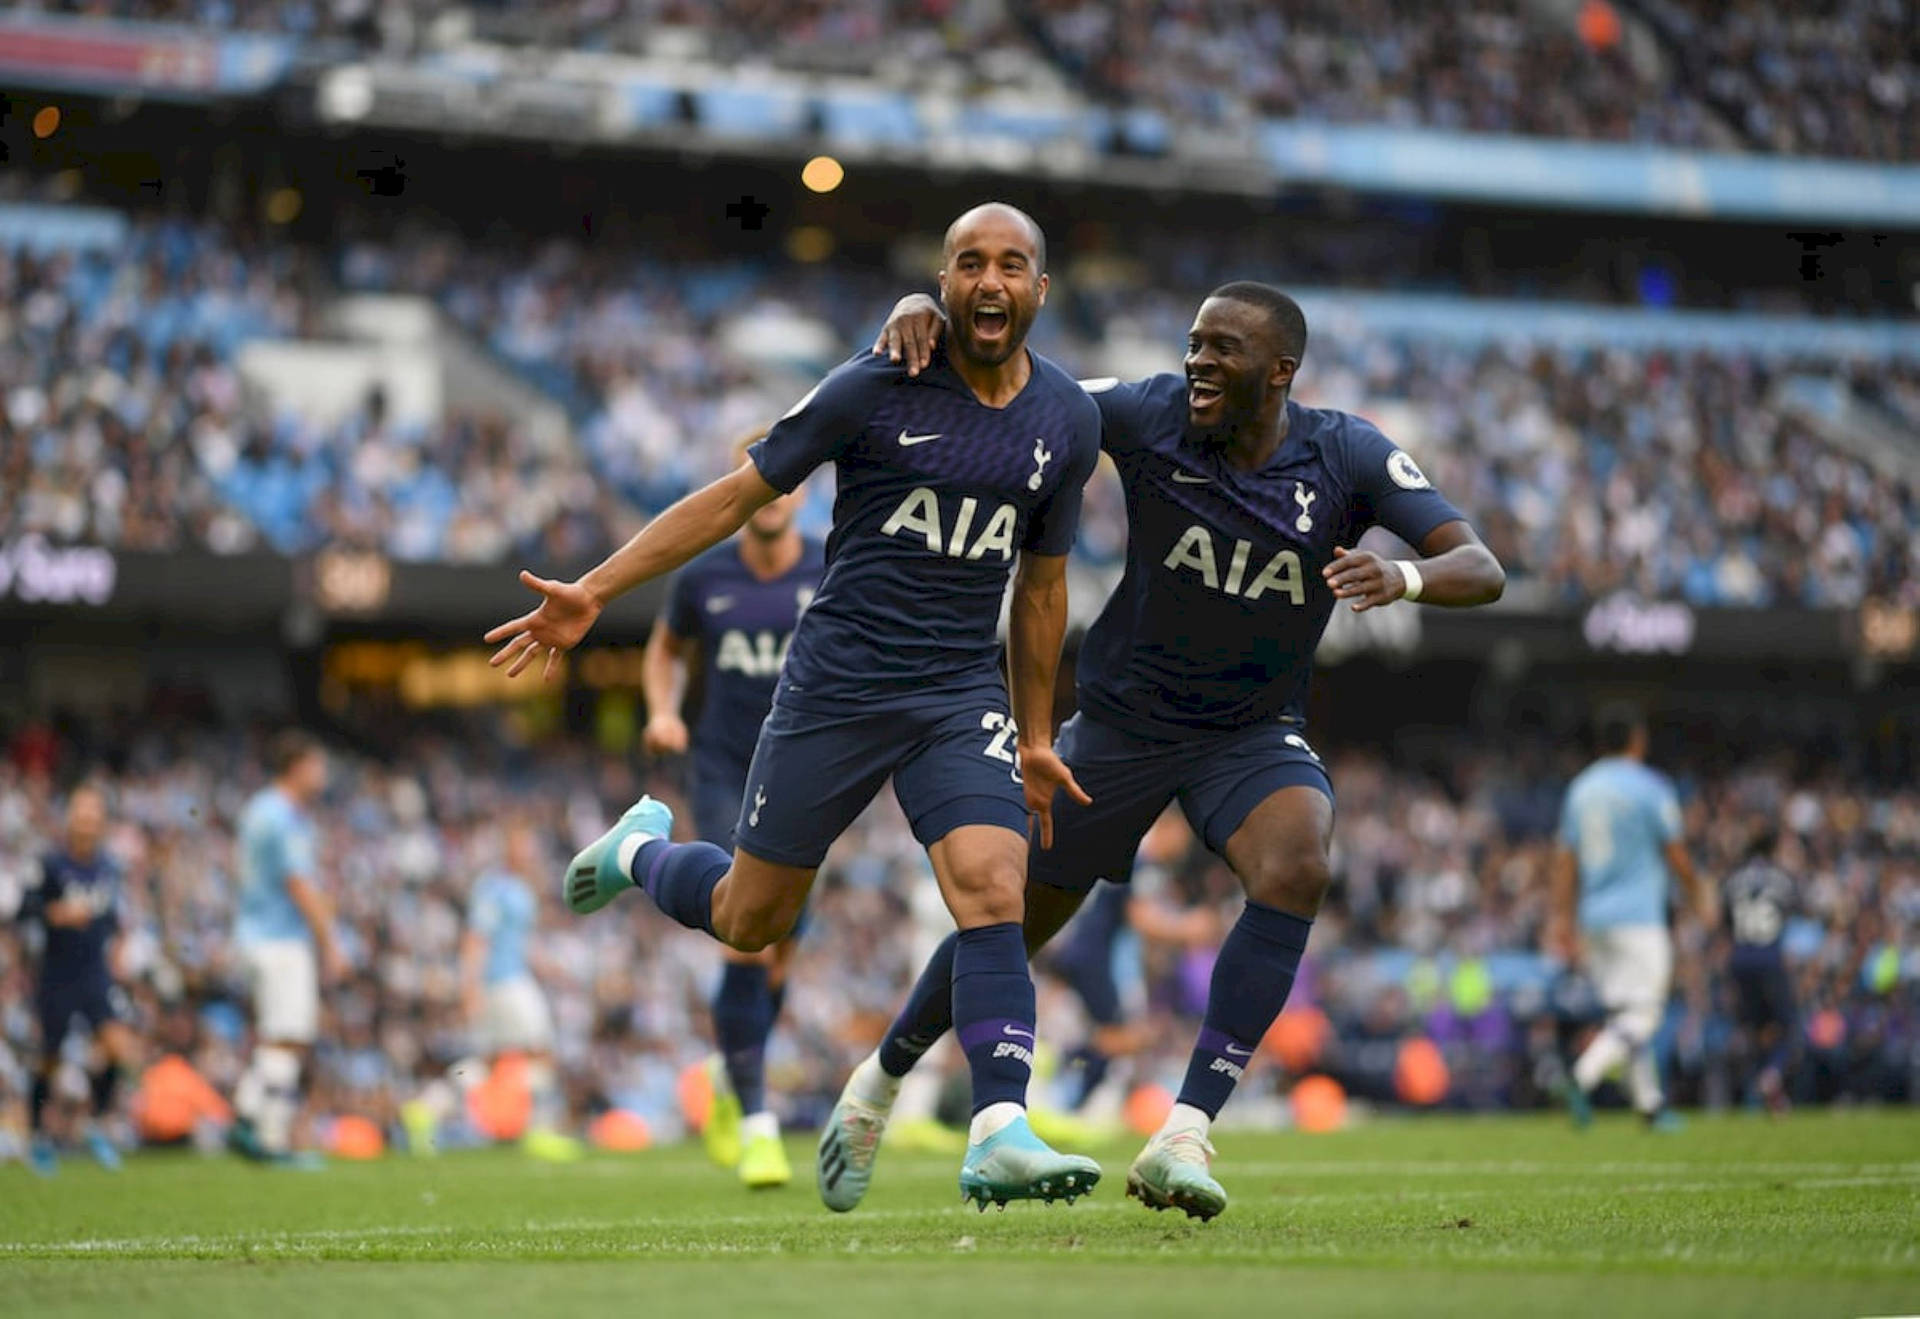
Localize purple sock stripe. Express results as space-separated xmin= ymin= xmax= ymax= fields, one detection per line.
xmin=642 ymin=840 xmax=673 ymax=896
xmin=956 ymin=1018 xmax=1036 ymax=1053
xmin=1194 ymin=1026 xmax=1248 ymax=1057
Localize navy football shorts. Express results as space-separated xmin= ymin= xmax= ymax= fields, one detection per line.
xmin=1731 ymin=953 xmax=1796 ymax=1032
xmin=1030 ymin=711 xmax=1333 ymax=894
xmin=732 ymin=684 xmax=1031 ymax=869
xmin=36 ymin=976 xmax=120 ymax=1049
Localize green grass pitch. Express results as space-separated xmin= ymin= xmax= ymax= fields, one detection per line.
xmin=3 ymin=1111 xmax=1916 ymax=1318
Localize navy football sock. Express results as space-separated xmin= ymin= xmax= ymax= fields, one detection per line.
xmin=879 ymin=932 xmax=958 ymax=1078
xmin=632 ymin=839 xmax=726 ymax=938
xmin=1176 ymin=901 xmax=1312 ymax=1119
xmin=88 ymin=1065 xmax=121 ymax=1119
xmin=1064 ymin=1044 xmax=1112 ymax=1111
xmin=30 ymin=1073 xmax=51 ymax=1134
xmin=951 ymin=924 xmax=1036 ymax=1115
xmin=712 ymin=962 xmax=774 ymax=1115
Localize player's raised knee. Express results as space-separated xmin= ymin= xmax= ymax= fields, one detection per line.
xmin=1242 ymin=850 xmax=1331 ymax=915
xmin=710 ymin=895 xmax=801 ymax=953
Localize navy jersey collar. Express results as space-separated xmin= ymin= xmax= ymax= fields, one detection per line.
xmin=922 ymin=342 xmax=1043 ymax=412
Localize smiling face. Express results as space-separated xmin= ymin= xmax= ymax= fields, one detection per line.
xmin=938 ymin=206 xmax=1048 ymax=368
xmin=1183 ymin=296 xmax=1297 ymax=447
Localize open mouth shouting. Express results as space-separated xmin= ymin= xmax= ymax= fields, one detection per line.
xmin=971 ymin=303 xmax=1011 ymax=343
xmin=1187 ymin=375 xmax=1224 ymax=415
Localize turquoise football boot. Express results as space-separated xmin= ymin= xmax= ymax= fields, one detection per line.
xmin=565 ymin=795 xmax=674 ymax=914
xmin=957 ymin=1114 xmax=1100 ymax=1210
xmin=1126 ymin=1128 xmax=1227 ymax=1221
xmin=816 ymin=1083 xmax=891 ymax=1213
xmin=84 ymin=1128 xmax=122 ymax=1172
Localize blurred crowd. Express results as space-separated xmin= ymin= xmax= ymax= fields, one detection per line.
xmin=7 ymin=216 xmax=1915 ymax=609
xmin=15 ymin=0 xmax=1913 ymax=160
xmin=1 ymin=705 xmax=1913 ymax=1153
xmin=0 ymin=224 xmax=634 ymax=566
xmin=1628 ymin=0 xmax=1915 ymax=163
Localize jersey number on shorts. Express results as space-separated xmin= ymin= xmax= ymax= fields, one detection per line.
xmin=979 ymin=712 xmax=1022 ymax=783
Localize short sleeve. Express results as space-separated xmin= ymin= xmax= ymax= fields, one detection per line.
xmin=470 ymin=885 xmax=501 ymax=938
xmin=1079 ymin=375 xmax=1160 ymax=456
xmin=750 ymin=354 xmax=883 ymax=494
xmin=663 ymin=564 xmax=701 ymax=639
xmin=282 ymin=818 xmax=317 ymax=882
xmin=1651 ymin=779 xmax=1683 ymax=843
xmin=1343 ymin=420 xmax=1465 ymax=549
xmin=1556 ymin=790 xmax=1578 ymax=849
xmin=1023 ymin=393 xmax=1101 ymax=555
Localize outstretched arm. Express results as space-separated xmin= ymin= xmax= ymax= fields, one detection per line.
xmin=1007 ymin=551 xmax=1090 ymax=849
xmin=487 ymin=462 xmax=779 ymax=678
xmin=1322 ymin=519 xmax=1505 ymax=612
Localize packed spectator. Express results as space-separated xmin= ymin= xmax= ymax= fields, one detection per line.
xmin=0 ymin=223 xmax=635 ymax=565
xmin=2 ymin=704 xmax=1912 ymax=1154
xmin=15 ymin=0 xmax=1914 ymax=160
xmin=6 ymin=217 xmax=1916 ymax=606
xmin=1627 ymin=0 xmax=1916 ymax=162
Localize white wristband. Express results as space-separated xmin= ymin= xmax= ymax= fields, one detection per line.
xmin=1396 ymin=559 xmax=1424 ymax=603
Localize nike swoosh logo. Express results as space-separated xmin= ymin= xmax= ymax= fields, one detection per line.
xmin=1001 ymin=1025 xmax=1035 ymax=1040
xmin=706 ymin=596 xmax=735 ymax=613
xmin=1172 ymin=472 xmax=1211 ymax=484
xmin=1223 ymin=1043 xmax=1253 ymax=1058
xmin=897 ymin=429 xmax=943 ymax=447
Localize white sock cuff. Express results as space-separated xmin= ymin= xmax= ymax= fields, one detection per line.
xmin=968 ymin=1100 xmax=1024 ymax=1145
xmin=741 ymin=1111 xmax=780 ymax=1142
xmin=258 ymin=1046 xmax=302 ymax=1091
xmin=615 ymin=834 xmax=647 ymax=880
xmin=1161 ymin=1102 xmax=1213 ymax=1137
xmin=849 ymin=1053 xmax=903 ymax=1107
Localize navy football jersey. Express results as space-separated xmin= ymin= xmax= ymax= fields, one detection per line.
xmin=750 ymin=347 xmax=1100 ymax=709
xmin=24 ymin=849 xmax=121 ymax=983
xmin=1724 ymin=857 xmax=1796 ymax=953
xmin=1076 ymin=374 xmax=1464 ymax=737
xmin=663 ymin=536 xmax=827 ymax=771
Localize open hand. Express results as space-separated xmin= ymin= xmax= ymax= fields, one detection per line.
xmin=485 ymin=572 xmax=604 ymax=679
xmin=1019 ymin=744 xmax=1092 ymax=851
xmin=872 ymin=293 xmax=946 ymax=376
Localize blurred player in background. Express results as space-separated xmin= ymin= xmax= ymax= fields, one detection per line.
xmin=462 ymin=821 xmax=582 ymax=1161
xmin=837 ymin=281 xmax=1505 ymax=1219
xmin=1722 ymin=824 xmax=1798 ymax=1114
xmin=643 ymin=431 xmax=826 ymax=1190
xmin=487 ymin=203 xmax=1106 ymax=1209
xmin=1549 ymin=706 xmax=1718 ymax=1131
xmin=230 ymin=731 xmax=343 ymax=1165
xmin=20 ymin=784 xmax=138 ymax=1176
xmin=1044 ymin=810 xmax=1217 ymax=1122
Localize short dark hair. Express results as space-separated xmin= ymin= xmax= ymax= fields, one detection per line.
xmin=269 ymin=728 xmax=322 ymax=777
xmin=1595 ymin=703 xmax=1646 ymax=755
xmin=1208 ymin=281 xmax=1308 ymax=361
xmin=943 ymin=202 xmax=1047 ymax=274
